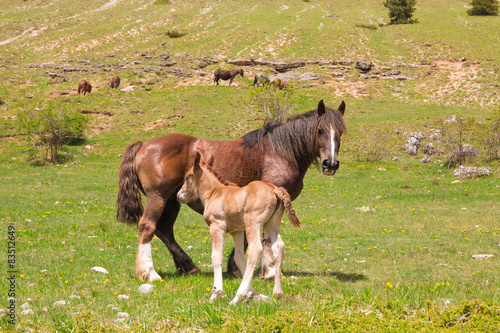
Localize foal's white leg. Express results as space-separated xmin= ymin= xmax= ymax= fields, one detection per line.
xmin=230 ymin=224 xmax=268 ymax=305
xmin=209 ymin=224 xmax=225 ymax=303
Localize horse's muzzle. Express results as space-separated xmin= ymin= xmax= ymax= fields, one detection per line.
xmin=177 ymin=190 xmax=187 ymax=204
xmin=322 ymin=159 xmax=339 ymax=176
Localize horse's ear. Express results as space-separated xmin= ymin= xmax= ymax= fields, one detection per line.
xmin=317 ymin=100 xmax=326 ymax=116
xmin=194 ymin=152 xmax=201 ymax=169
xmin=338 ymin=101 xmax=346 ymax=116
xmin=207 ymin=154 xmax=214 ymax=166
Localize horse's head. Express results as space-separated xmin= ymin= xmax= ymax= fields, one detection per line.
xmin=239 ymin=68 xmax=244 ymax=77
xmin=314 ymin=100 xmax=346 ymax=176
xmin=178 ymin=152 xmax=208 ymax=204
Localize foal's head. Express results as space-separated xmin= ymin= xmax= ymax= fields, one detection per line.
xmin=177 ymin=153 xmax=220 ymax=205
xmin=314 ymin=100 xmax=346 ymax=176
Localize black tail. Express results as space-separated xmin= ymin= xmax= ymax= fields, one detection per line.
xmin=117 ymin=141 xmax=144 ymax=224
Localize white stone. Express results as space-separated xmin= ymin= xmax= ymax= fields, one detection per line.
xmin=472 ymin=254 xmax=494 ymax=260
xmin=90 ymin=266 xmax=109 ymax=274
xmin=138 ymin=283 xmax=154 ymax=294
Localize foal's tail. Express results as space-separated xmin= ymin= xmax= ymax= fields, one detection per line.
xmin=273 ymin=187 xmax=301 ymax=228
xmin=117 ymin=141 xmax=144 ymax=225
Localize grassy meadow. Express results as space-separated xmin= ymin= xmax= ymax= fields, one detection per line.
xmin=1 ymin=0 xmax=499 ymax=331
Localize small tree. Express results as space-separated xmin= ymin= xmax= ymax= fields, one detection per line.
xmin=17 ymin=102 xmax=88 ymax=163
xmin=383 ymin=0 xmax=419 ymax=24
xmin=467 ymin=0 xmax=499 ymax=16
xmin=249 ymin=84 xmax=296 ymax=125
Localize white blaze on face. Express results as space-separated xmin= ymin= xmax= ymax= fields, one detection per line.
xmin=330 ymin=127 xmax=336 ymax=160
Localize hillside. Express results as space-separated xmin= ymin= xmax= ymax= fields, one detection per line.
xmin=0 ymin=1 xmax=499 ymax=332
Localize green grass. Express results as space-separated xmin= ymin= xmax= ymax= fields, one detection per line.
xmin=1 ymin=0 xmax=499 ymax=331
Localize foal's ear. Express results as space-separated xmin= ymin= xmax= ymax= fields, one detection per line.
xmin=207 ymin=154 xmax=214 ymax=166
xmin=338 ymin=101 xmax=346 ymax=116
xmin=194 ymin=152 xmax=201 ymax=169
xmin=317 ymin=100 xmax=326 ymax=116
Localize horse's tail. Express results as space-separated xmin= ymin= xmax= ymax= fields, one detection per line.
xmin=273 ymin=187 xmax=301 ymax=229
xmin=117 ymin=141 xmax=144 ymax=225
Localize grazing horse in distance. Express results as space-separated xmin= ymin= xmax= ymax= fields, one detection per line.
xmin=110 ymin=76 xmax=121 ymax=89
xmin=213 ymin=68 xmax=244 ymax=86
xmin=177 ymin=153 xmax=301 ymax=304
xmin=78 ymin=80 xmax=92 ymax=95
xmin=253 ymin=73 xmax=270 ymax=87
xmin=117 ymin=100 xmax=347 ymax=282
xmin=271 ymin=78 xmax=288 ymax=90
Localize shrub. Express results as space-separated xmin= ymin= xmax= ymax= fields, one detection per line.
xmin=467 ymin=0 xmax=499 ymax=16
xmin=166 ymin=29 xmax=187 ymax=38
xmin=480 ymin=111 xmax=500 ymax=162
xmin=249 ymin=84 xmax=296 ymax=124
xmin=438 ymin=116 xmax=476 ymax=168
xmin=355 ymin=23 xmax=378 ymax=30
xmin=352 ymin=126 xmax=399 ymax=162
xmin=17 ymin=102 xmax=88 ymax=163
xmin=383 ymin=0 xmax=419 ymax=24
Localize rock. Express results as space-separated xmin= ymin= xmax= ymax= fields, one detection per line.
xmin=138 ymin=283 xmax=154 ymax=294
xmin=421 ymin=156 xmax=431 ymax=163
xmin=422 ymin=143 xmax=435 ymax=155
xmin=90 ymin=266 xmax=109 ymax=274
xmin=453 ymin=166 xmax=491 ymax=179
xmin=356 ymin=60 xmax=372 ymax=72
xmin=117 ymin=312 xmax=130 ymax=319
xmin=226 ymin=58 xmax=254 ymax=66
xmin=404 ymin=132 xmax=426 ymax=155
xmin=472 ymin=254 xmax=494 ymax=260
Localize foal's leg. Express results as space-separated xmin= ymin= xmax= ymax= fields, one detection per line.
xmin=135 ymin=194 xmax=165 ymax=282
xmin=230 ymin=231 xmax=247 ymax=279
xmin=263 ymin=212 xmax=285 ymax=299
xmin=155 ymin=195 xmax=201 ymax=275
xmin=258 ymin=232 xmax=276 ymax=280
xmin=230 ymin=223 xmax=269 ymax=305
xmin=209 ymin=223 xmax=226 ymax=303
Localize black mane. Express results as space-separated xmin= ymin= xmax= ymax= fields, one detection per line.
xmin=241 ymin=107 xmax=346 ymax=172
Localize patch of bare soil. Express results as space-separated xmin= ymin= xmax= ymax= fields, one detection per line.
xmin=323 ymin=80 xmax=370 ymax=98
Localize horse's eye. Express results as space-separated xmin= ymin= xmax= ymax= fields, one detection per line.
xmin=317 ymin=128 xmax=324 ymax=135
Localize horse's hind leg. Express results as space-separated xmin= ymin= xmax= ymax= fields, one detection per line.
xmin=155 ymin=195 xmax=201 ymax=275
xmin=135 ymin=194 xmax=165 ymax=282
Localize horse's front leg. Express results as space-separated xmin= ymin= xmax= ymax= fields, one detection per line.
xmin=209 ymin=223 xmax=226 ymax=303
xmin=135 ymin=194 xmax=165 ymax=282
xmin=155 ymin=195 xmax=201 ymax=275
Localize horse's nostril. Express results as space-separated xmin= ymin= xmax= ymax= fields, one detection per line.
xmin=333 ymin=161 xmax=340 ymax=170
xmin=322 ymin=160 xmax=329 ymax=168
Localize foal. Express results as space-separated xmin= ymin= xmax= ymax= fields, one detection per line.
xmin=177 ymin=153 xmax=301 ymax=305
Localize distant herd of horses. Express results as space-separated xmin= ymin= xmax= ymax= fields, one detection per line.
xmin=77 ymin=68 xmax=285 ymax=96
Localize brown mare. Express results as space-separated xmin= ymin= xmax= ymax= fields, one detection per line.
xmin=177 ymin=153 xmax=301 ymax=304
xmin=117 ymin=100 xmax=347 ymax=282
xmin=213 ymin=68 xmax=244 ymax=86
xmin=77 ymin=80 xmax=92 ymax=95
xmin=271 ymin=78 xmax=287 ymax=90
xmin=110 ymin=76 xmax=121 ymax=89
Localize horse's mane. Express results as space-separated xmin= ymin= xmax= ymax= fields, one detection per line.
xmin=240 ymin=107 xmax=347 ymax=171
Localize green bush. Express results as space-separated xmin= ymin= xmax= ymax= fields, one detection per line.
xmin=467 ymin=0 xmax=499 ymax=15
xmin=355 ymin=23 xmax=378 ymax=30
xmin=352 ymin=126 xmax=399 ymax=162
xmin=249 ymin=84 xmax=296 ymax=124
xmin=166 ymin=29 xmax=187 ymax=38
xmin=383 ymin=0 xmax=419 ymax=24
xmin=17 ymin=101 xmax=88 ymax=163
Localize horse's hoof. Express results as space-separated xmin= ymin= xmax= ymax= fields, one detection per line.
xmin=249 ymin=292 xmax=272 ymax=303
xmin=135 ymin=269 xmax=162 ymax=282
xmin=178 ymin=266 xmax=201 ymax=276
